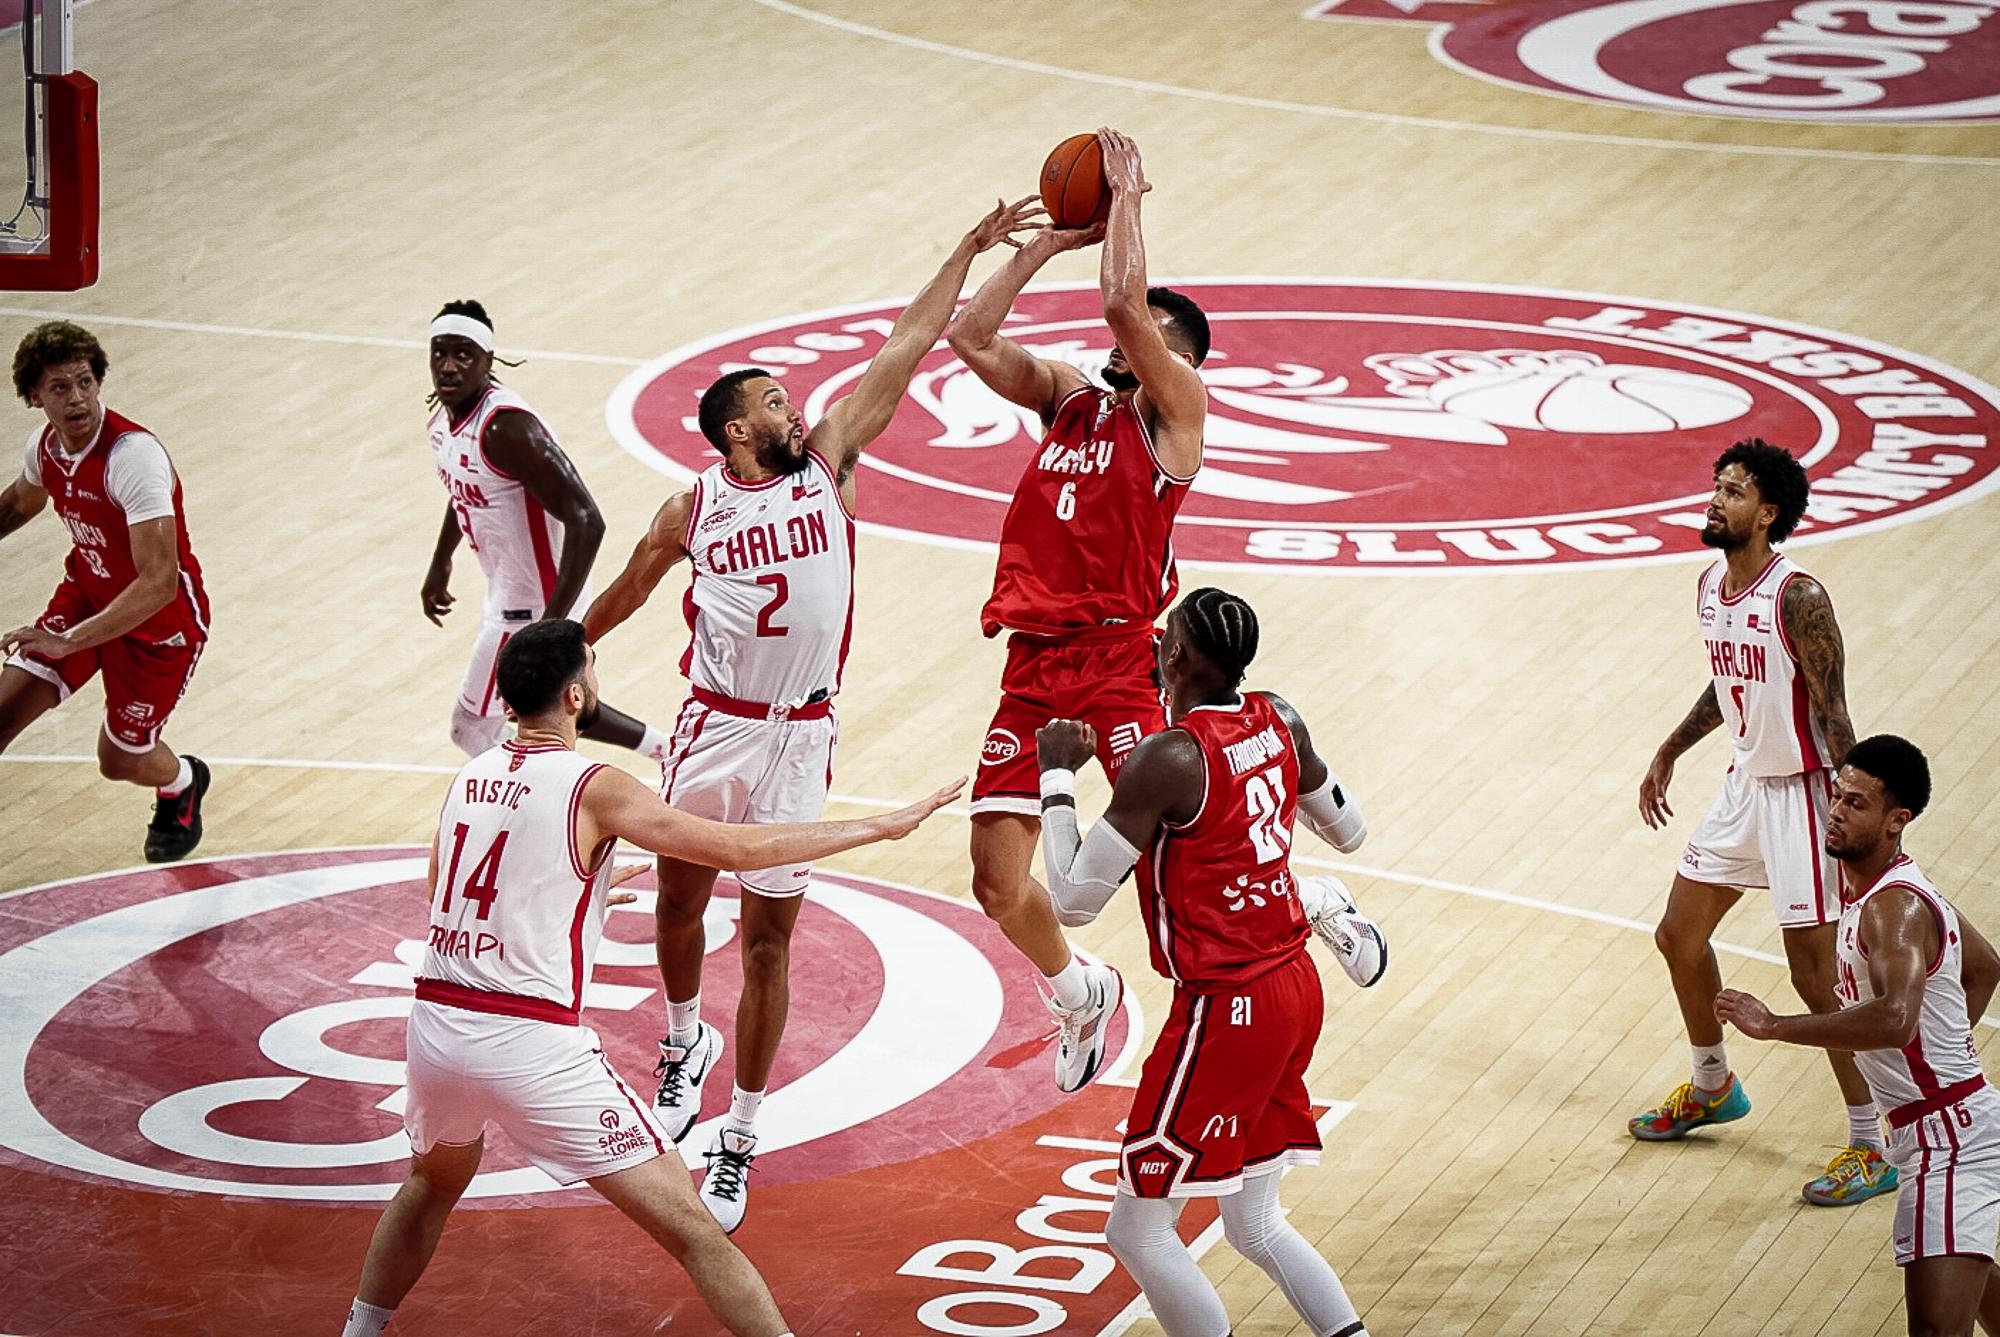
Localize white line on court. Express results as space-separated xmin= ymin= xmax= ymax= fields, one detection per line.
xmin=17 ymin=751 xmax=1981 ymax=1025
xmin=0 ymin=307 xmax=646 ymax=368
xmin=746 ymin=0 xmax=2000 ymax=169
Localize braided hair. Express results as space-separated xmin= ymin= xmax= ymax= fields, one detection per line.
xmin=1175 ymin=587 xmax=1260 ymax=688
xmin=426 ymin=298 xmax=522 ymax=406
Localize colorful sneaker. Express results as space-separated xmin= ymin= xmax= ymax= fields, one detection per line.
xmin=1047 ymin=962 xmax=1122 ymax=1093
xmin=1802 ymin=1144 xmax=1898 ymax=1206
xmin=698 ymin=1127 xmax=757 ymax=1234
xmin=1298 ymin=874 xmax=1388 ymax=988
xmin=144 ymin=756 xmax=210 ymax=863
xmin=652 ymin=1022 xmax=723 ymax=1144
xmin=1627 ymin=1076 xmax=1751 ymax=1140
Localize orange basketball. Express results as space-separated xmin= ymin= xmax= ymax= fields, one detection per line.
xmin=1040 ymin=133 xmax=1110 ymax=230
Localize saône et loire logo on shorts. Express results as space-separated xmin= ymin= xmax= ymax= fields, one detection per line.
xmin=1308 ymin=0 xmax=2000 ymax=123
xmin=0 ymin=848 xmax=1335 ymax=1335
xmin=608 ymin=279 xmax=2000 ymax=574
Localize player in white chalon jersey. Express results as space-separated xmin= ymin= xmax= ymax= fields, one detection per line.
xmin=1718 ymin=735 xmax=2000 ymax=1337
xmin=335 ymin=620 xmax=960 ymax=1337
xmin=1630 ymin=439 xmax=1895 ymax=1210
xmin=583 ymin=199 xmax=1042 ymax=1232
xmin=419 ymin=300 xmax=667 ymax=761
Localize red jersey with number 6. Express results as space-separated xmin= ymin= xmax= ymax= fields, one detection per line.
xmin=1136 ymin=693 xmax=1309 ymax=993
xmin=32 ymin=409 xmax=208 ymax=643
xmin=981 ymin=386 xmax=1194 ymax=640
xmin=415 ymin=741 xmax=613 ymax=1025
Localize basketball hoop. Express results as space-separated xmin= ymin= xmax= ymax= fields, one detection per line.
xmin=0 ymin=0 xmax=96 ymax=290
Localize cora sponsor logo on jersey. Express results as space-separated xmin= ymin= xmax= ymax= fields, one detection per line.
xmin=1433 ymin=0 xmax=2000 ymax=122
xmin=606 ymin=279 xmax=2000 ymax=574
xmin=0 ymin=848 xmax=1127 ymax=1208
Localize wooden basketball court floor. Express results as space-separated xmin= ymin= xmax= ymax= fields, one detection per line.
xmin=1 ymin=2 xmax=1995 ymax=1333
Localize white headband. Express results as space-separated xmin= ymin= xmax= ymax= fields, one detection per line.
xmin=428 ymin=314 xmax=494 ymax=351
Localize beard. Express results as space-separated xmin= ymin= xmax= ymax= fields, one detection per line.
xmin=753 ymin=424 xmax=812 ymax=476
xmin=1102 ymin=364 xmax=1140 ymax=392
xmin=1699 ymin=518 xmax=1744 ymax=551
xmin=576 ymin=692 xmax=601 ymax=731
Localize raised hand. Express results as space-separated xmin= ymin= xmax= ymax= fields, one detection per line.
xmin=1036 ymin=718 xmax=1097 ymax=772
xmin=1095 ymin=127 xmax=1149 ymax=197
xmin=876 ymin=778 xmax=969 ymax=840
xmin=969 ymin=195 xmax=1048 ymax=253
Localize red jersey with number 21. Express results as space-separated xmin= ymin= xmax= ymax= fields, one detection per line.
xmin=1136 ymin=693 xmax=1309 ymax=993
xmin=981 ymin=386 xmax=1194 ymax=640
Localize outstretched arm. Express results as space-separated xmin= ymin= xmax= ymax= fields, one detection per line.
xmin=1640 ymin=683 xmax=1723 ymax=829
xmin=0 ymin=473 xmax=45 ymax=542
xmin=945 ymin=226 xmax=1100 ymax=422
xmin=580 ymin=766 xmax=964 ymax=869
xmin=1717 ymin=888 xmax=1936 ymax=1051
xmin=581 ymin=491 xmax=692 ymax=643
xmin=3 ymin=517 xmax=178 ymax=660
xmin=1094 ymin=129 xmax=1205 ymax=479
xmin=1035 ymin=720 xmax=1200 ymax=927
xmin=811 ymin=197 xmax=1044 ymax=486
xmin=1782 ymin=574 xmax=1855 ymax=768
xmin=482 ymin=413 xmax=604 ymax=621
xmin=1262 ymin=692 xmax=1366 ymax=853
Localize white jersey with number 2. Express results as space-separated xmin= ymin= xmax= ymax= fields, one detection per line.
xmin=1697 ymin=552 xmax=1829 ymax=779
xmin=679 ymin=448 xmax=856 ymax=706
xmin=416 ymin=740 xmax=612 ymax=1023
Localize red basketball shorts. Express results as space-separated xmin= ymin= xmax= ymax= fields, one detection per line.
xmin=1121 ymin=950 xmax=1324 ymax=1199
xmin=6 ymin=578 xmax=205 ymax=753
xmin=970 ymin=630 xmax=1167 ymax=815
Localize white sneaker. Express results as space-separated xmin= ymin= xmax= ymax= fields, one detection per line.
xmin=1298 ymin=874 xmax=1388 ymax=988
xmin=1047 ymin=962 xmax=1122 ymax=1093
xmin=652 ymin=1022 xmax=723 ymax=1143
xmin=698 ymin=1127 xmax=757 ymax=1233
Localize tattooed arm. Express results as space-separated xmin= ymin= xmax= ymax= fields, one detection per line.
xmin=1782 ymin=574 xmax=1855 ymax=768
xmin=1640 ymin=683 xmax=1723 ymax=829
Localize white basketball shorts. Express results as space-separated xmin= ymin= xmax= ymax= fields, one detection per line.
xmin=1680 ymin=766 xmax=1839 ymax=928
xmin=1887 ymin=1083 xmax=2000 ymax=1267
xmin=404 ymin=1000 xmax=670 ymax=1185
xmin=658 ymin=700 xmax=838 ymax=897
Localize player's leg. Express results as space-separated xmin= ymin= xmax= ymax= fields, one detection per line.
xmin=0 ymin=663 xmax=61 ymax=751
xmin=1104 ymin=1191 xmax=1230 ymax=1337
xmin=653 ymin=854 xmax=724 ymax=1138
xmin=1220 ymin=1169 xmax=1366 ymax=1336
xmin=449 ymin=622 xmax=512 ymax=756
xmin=1630 ymin=874 xmax=1750 ymax=1139
xmin=590 ymin=1154 xmax=790 ymax=1336
xmin=580 ymin=699 xmax=671 ymax=763
xmin=1979 ymin=1260 xmax=2000 ymax=1334
xmin=1904 ymin=1255 xmax=1989 ymax=1337
xmin=97 ymin=637 xmax=211 ymax=862
xmin=343 ymin=1137 xmax=485 ymax=1337
xmin=695 ymin=886 xmax=804 ymax=1233
xmin=969 ymin=811 xmax=1071 ymax=975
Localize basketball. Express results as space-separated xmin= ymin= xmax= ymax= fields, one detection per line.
xmin=1041 ymin=133 xmax=1110 ymax=229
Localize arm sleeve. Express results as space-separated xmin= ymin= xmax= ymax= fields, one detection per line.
xmin=1298 ymin=770 xmax=1366 ymax=853
xmin=21 ymin=430 xmax=41 ymax=488
xmin=104 ymin=434 xmax=177 ymax=525
xmin=1039 ymin=774 xmax=1141 ymax=928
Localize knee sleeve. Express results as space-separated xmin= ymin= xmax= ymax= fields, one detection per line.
xmin=449 ymin=705 xmax=507 ymax=757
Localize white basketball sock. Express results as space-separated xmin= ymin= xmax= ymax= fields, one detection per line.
xmin=667 ymin=994 xmax=701 ymax=1049
xmin=727 ymin=1084 xmax=764 ymax=1135
xmin=156 ymin=755 xmax=193 ymax=796
xmin=1691 ymin=1042 xmax=1729 ymax=1094
xmin=340 ymin=1298 xmax=393 ymax=1337
xmin=1847 ymin=1102 xmax=1882 ymax=1150
xmin=1046 ymin=954 xmax=1091 ymax=1011
xmin=448 ymin=704 xmax=507 ymax=757
xmin=637 ymin=723 xmax=670 ymax=763
xmin=1105 ymin=1192 xmax=1230 ymax=1337
xmin=1220 ymin=1172 xmax=1367 ymax=1336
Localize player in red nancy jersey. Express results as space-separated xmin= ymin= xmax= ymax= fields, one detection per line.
xmin=0 ymin=322 xmax=213 ymax=862
xmin=1033 ymin=588 xmax=1377 ymax=1337
xmin=944 ymin=128 xmax=1208 ymax=1092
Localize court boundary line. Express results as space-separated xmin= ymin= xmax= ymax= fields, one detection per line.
xmin=743 ymin=0 xmax=2000 ymax=168
xmin=17 ymin=751 xmax=1990 ymax=1027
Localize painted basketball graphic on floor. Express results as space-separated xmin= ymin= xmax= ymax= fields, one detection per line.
xmin=608 ymin=279 xmax=2000 ymax=572
xmin=1433 ymin=0 xmax=2000 ymax=122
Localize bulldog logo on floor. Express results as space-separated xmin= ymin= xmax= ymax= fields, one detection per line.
xmin=607 ymin=279 xmax=2000 ymax=572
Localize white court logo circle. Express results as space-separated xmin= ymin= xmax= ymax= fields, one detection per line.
xmin=0 ymin=849 xmax=1107 ymax=1206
